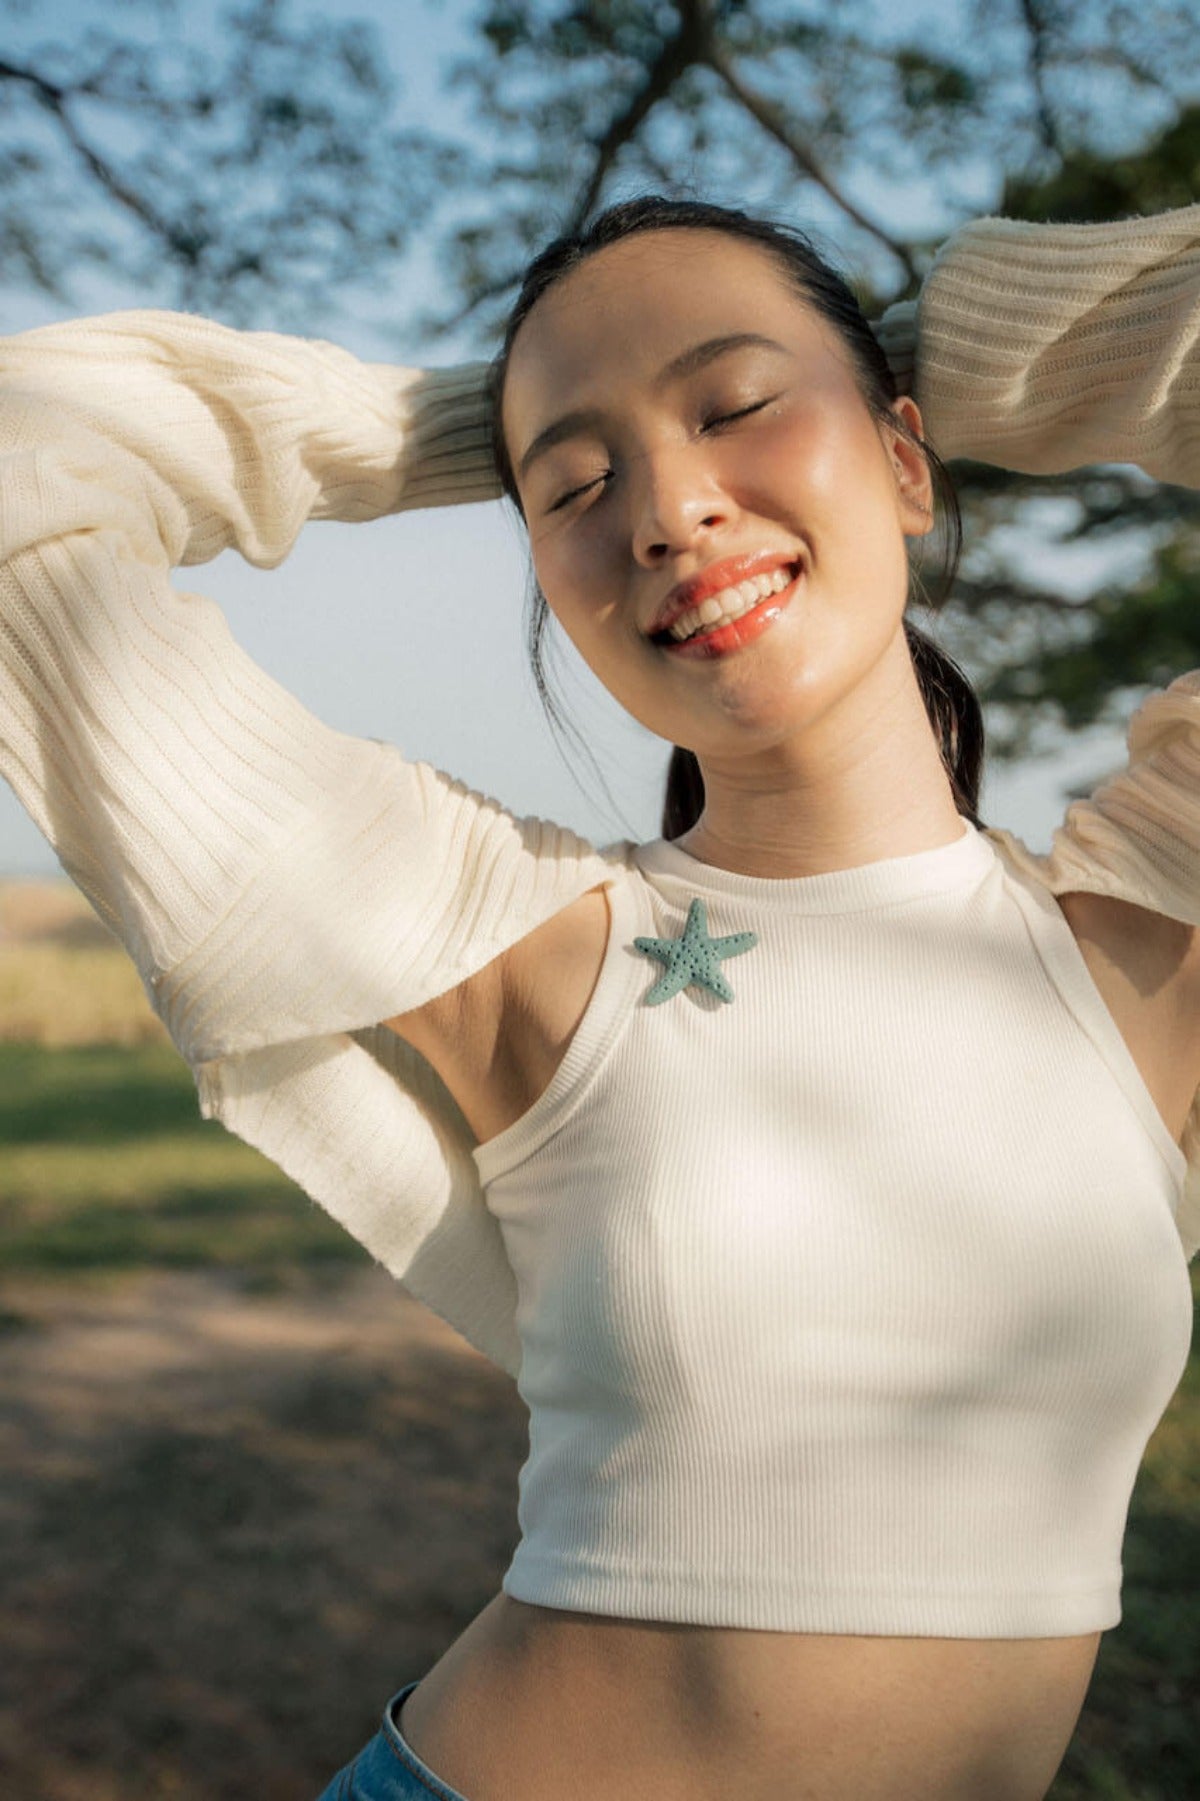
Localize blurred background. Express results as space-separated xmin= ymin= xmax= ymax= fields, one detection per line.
xmin=0 ymin=0 xmax=1196 ymax=1794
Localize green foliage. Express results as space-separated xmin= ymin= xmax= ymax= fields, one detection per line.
xmin=893 ymin=48 xmax=978 ymax=112
xmin=1003 ymin=104 xmax=1200 ymax=223
xmin=983 ymin=537 xmax=1200 ymax=732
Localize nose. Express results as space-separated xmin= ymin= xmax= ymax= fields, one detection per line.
xmin=629 ymin=444 xmax=733 ymax=568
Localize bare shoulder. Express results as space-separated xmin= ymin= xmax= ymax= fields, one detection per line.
xmin=1055 ymin=889 xmax=1200 ymax=1146
xmin=1055 ymin=890 xmax=1200 ymax=988
xmin=383 ymin=883 xmax=612 ymax=1146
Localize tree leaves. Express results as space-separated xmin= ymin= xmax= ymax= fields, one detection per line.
xmin=0 ymin=0 xmax=464 ymax=325
xmin=893 ymin=48 xmax=977 ymax=113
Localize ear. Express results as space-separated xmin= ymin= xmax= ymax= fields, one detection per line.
xmin=881 ymin=396 xmax=934 ymax=538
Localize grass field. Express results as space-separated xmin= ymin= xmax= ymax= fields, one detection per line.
xmin=1 ymin=880 xmax=1198 ymax=1797
xmin=0 ymin=1040 xmax=369 ymax=1279
xmin=0 ymin=878 xmax=365 ymax=1279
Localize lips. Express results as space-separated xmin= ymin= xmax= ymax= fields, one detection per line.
xmin=661 ymin=565 xmax=802 ymax=659
xmin=646 ymin=549 xmax=805 ymax=638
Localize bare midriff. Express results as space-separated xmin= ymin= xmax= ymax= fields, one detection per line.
xmin=394 ymin=1591 xmax=1102 ymax=1801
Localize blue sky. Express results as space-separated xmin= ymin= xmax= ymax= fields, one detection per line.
xmin=0 ymin=0 xmax=1139 ymax=875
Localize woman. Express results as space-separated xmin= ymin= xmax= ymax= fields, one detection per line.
xmin=1 ymin=194 xmax=1197 ymax=1801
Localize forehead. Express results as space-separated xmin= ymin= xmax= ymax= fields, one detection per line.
xmin=504 ymin=229 xmax=827 ymax=438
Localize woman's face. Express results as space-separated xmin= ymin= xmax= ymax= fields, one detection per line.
xmin=500 ymin=229 xmax=933 ymax=767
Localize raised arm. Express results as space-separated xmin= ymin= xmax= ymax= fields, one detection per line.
xmin=1 ymin=305 xmax=619 ymax=1059
xmin=0 ymin=313 xmax=499 ymax=991
xmin=878 ymin=200 xmax=1200 ymax=484
xmin=1 ymin=309 xmax=499 ymax=560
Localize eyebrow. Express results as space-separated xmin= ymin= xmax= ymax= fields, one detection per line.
xmin=516 ymin=332 xmax=793 ymax=483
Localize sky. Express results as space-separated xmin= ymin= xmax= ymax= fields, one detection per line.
xmin=0 ymin=0 xmax=1143 ymax=877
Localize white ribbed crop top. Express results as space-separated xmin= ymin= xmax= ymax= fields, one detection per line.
xmin=473 ymin=819 xmax=1194 ymax=1636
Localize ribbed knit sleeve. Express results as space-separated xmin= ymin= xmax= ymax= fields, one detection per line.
xmin=0 ymin=310 xmax=619 ymax=1374
xmin=0 ymin=311 xmax=567 ymax=1011
xmin=900 ymin=202 xmax=1200 ymax=479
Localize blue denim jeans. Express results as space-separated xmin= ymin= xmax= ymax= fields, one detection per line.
xmin=315 ymin=1682 xmax=471 ymax=1801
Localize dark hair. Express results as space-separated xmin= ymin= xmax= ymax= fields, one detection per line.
xmin=486 ymin=194 xmax=986 ymax=839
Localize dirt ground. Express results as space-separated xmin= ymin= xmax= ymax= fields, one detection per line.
xmin=0 ymin=1264 xmax=530 ymax=1800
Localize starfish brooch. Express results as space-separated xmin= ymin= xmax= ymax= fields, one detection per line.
xmin=633 ymin=897 xmax=758 ymax=1006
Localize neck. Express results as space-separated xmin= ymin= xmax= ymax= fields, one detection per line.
xmin=674 ymin=644 xmax=968 ymax=881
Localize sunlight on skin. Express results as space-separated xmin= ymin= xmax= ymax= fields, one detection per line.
xmin=499 ymin=227 xmax=966 ymax=879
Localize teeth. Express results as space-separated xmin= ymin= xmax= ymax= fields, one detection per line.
xmin=668 ymin=564 xmax=794 ymax=642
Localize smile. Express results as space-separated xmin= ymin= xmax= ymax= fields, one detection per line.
xmin=657 ymin=563 xmax=796 ymax=643
xmin=651 ymin=563 xmax=803 ymax=659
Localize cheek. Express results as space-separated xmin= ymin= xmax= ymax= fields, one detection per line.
xmin=542 ymin=590 xmax=655 ymax=717
xmin=547 ymin=614 xmax=652 ymax=726
xmin=761 ymin=412 xmax=900 ymax=557
xmin=540 ymin=586 xmax=621 ymax=675
xmin=535 ymin=534 xmax=624 ymax=645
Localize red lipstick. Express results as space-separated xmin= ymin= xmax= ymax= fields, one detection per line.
xmin=658 ymin=564 xmax=804 ymax=660
xmin=646 ymin=549 xmax=805 ymax=639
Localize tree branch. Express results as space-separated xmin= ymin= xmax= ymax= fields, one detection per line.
xmin=1017 ymin=0 xmax=1064 ymax=157
xmin=0 ymin=55 xmax=63 ymax=101
xmin=703 ymin=41 xmax=920 ymax=284
xmin=425 ymin=260 xmax=531 ymax=333
xmin=0 ymin=53 xmax=186 ymax=253
xmin=563 ymin=26 xmax=696 ymax=234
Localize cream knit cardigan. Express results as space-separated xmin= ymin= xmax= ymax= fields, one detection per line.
xmin=2 ymin=204 xmax=1199 ymax=1376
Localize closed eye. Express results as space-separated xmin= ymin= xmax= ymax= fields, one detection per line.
xmin=547 ymin=392 xmax=771 ymax=507
xmin=703 ymin=398 xmax=772 ymax=430
xmin=547 ymin=471 xmax=612 ymax=515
